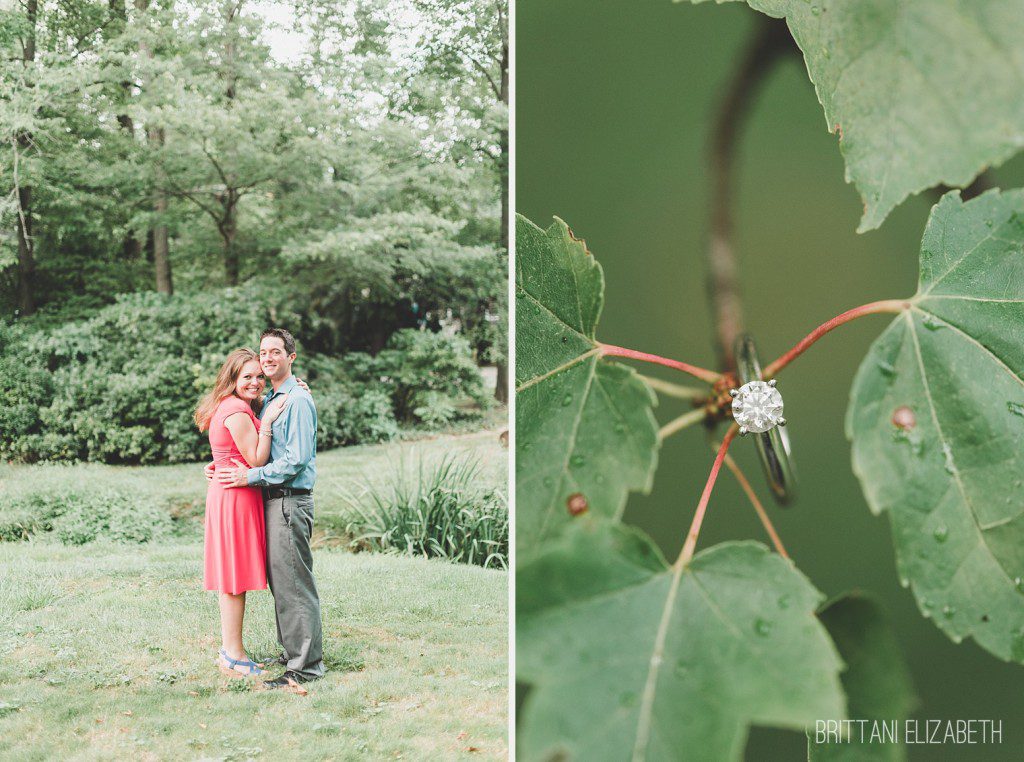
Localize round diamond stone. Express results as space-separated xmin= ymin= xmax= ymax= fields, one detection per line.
xmin=732 ymin=381 xmax=784 ymax=433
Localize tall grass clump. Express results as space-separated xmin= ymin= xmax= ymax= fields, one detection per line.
xmin=342 ymin=453 xmax=508 ymax=569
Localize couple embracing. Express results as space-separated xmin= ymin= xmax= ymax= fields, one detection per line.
xmin=193 ymin=328 xmax=325 ymax=691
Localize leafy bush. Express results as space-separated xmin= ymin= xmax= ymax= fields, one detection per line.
xmin=301 ymin=354 xmax=400 ymax=448
xmin=53 ymin=491 xmax=175 ymax=545
xmin=341 ymin=453 xmax=508 ymax=569
xmin=0 ymin=288 xmax=272 ymax=464
xmin=0 ymin=287 xmax=489 ymax=464
xmin=348 ymin=329 xmax=488 ymax=428
xmin=317 ymin=388 xmax=399 ymax=449
xmin=0 ymin=488 xmax=174 ymax=545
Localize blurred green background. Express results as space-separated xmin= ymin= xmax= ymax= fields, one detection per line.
xmin=516 ymin=1 xmax=1024 ymax=759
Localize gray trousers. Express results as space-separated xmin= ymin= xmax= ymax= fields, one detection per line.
xmin=265 ymin=493 xmax=325 ymax=679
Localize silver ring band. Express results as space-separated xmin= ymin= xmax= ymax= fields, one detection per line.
xmin=734 ymin=334 xmax=797 ymax=505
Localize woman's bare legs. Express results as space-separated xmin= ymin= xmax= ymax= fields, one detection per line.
xmin=219 ymin=591 xmax=248 ymax=665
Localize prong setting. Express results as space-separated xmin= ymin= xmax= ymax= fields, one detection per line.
xmin=731 ymin=380 xmax=785 ymax=434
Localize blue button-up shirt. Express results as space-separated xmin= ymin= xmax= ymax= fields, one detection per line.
xmin=246 ymin=375 xmax=317 ymax=489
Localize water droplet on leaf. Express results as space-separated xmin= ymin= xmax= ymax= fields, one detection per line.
xmin=942 ymin=605 xmax=955 ymax=619
xmin=570 ymin=454 xmax=585 ymax=468
xmin=562 ymin=394 xmax=573 ymax=406
xmin=877 ymin=360 xmax=897 ymax=378
xmin=933 ymin=526 xmax=948 ymax=543
xmin=754 ymin=618 xmax=772 ymax=637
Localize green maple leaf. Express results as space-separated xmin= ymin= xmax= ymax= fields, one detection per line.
xmin=809 ymin=594 xmax=917 ymax=762
xmin=848 ymin=189 xmax=1024 ymax=663
xmin=518 ymin=520 xmax=845 ymax=761
xmin=515 ymin=215 xmax=659 ymax=555
xmin=685 ymin=0 xmax=1024 ymax=231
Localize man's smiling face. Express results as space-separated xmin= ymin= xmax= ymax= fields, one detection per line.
xmin=259 ymin=335 xmax=295 ymax=383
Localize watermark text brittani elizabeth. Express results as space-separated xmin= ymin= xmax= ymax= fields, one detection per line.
xmin=815 ymin=719 xmax=1003 ymax=745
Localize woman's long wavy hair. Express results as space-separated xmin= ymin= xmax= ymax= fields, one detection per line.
xmin=193 ymin=348 xmax=263 ymax=432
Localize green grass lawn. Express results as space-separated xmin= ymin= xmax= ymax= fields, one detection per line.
xmin=0 ymin=429 xmax=509 ymax=760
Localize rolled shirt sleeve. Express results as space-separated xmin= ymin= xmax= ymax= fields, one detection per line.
xmin=247 ymin=394 xmax=316 ymax=487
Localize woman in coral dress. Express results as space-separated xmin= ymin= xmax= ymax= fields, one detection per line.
xmin=194 ymin=348 xmax=288 ymax=678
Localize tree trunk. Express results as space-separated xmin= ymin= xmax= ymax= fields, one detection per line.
xmin=495 ymin=362 xmax=508 ymax=403
xmin=498 ymin=36 xmax=509 ymax=254
xmin=136 ymin=0 xmax=172 ymax=294
xmin=221 ymin=191 xmax=239 ymax=285
xmin=16 ymin=184 xmax=34 ymax=316
xmin=109 ymin=0 xmax=143 ymax=263
xmin=15 ymin=0 xmax=38 ymax=316
xmin=152 ymin=148 xmax=172 ymax=294
xmin=492 ymin=29 xmax=509 ymax=402
xmin=339 ymin=285 xmax=354 ymax=353
xmin=219 ymin=4 xmax=240 ymax=285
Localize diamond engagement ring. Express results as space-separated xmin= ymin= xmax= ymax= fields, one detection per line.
xmin=730 ymin=379 xmax=786 ymax=435
xmin=732 ymin=335 xmax=797 ymax=505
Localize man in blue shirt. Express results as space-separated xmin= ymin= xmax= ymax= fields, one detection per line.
xmin=217 ymin=328 xmax=325 ymax=689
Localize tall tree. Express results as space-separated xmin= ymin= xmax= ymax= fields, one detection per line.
xmin=410 ymin=0 xmax=509 ymax=401
xmin=107 ymin=0 xmax=144 ymax=264
xmin=411 ymin=0 xmax=507 ymax=251
xmin=142 ymin=0 xmax=322 ymax=286
xmin=14 ymin=0 xmax=37 ymax=316
xmin=134 ymin=0 xmax=172 ymax=293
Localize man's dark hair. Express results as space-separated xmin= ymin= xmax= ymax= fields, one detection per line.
xmin=260 ymin=328 xmax=296 ymax=355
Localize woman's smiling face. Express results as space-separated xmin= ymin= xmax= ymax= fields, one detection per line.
xmin=234 ymin=359 xmax=266 ymax=401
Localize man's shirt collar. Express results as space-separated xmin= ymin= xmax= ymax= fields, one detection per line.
xmin=266 ymin=374 xmax=297 ymax=402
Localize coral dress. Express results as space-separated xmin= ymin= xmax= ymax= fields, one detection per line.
xmin=204 ymin=396 xmax=267 ymax=594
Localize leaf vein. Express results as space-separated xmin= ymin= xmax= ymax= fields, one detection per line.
xmin=905 ymin=311 xmax=1019 ymax=591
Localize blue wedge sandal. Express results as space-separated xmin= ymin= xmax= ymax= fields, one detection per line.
xmin=218 ymin=649 xmax=264 ymax=678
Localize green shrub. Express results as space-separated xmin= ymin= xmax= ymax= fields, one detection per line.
xmin=0 ymin=288 xmax=271 ymax=464
xmin=0 ymin=488 xmax=174 ymax=545
xmin=0 ymin=490 xmax=69 ymax=541
xmin=349 ymin=329 xmax=488 ymax=428
xmin=0 ymin=293 xmax=485 ymax=464
xmin=53 ymin=491 xmax=175 ymax=545
xmin=317 ymin=388 xmax=399 ymax=449
xmin=341 ymin=453 xmax=508 ymax=569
